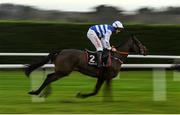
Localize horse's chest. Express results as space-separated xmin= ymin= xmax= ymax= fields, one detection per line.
xmin=104 ymin=68 xmax=119 ymax=78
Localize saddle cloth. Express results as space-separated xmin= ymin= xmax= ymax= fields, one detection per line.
xmin=84 ymin=49 xmax=112 ymax=67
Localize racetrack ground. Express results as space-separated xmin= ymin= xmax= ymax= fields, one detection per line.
xmin=0 ymin=70 xmax=180 ymax=114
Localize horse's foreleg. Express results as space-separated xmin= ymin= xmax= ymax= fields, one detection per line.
xmin=29 ymin=71 xmax=67 ymax=95
xmin=103 ymin=78 xmax=113 ymax=102
xmin=76 ymin=77 xmax=105 ymax=98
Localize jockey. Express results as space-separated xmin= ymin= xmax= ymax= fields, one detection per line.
xmin=87 ymin=20 xmax=124 ymax=68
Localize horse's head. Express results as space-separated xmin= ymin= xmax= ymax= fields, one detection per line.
xmin=129 ymin=34 xmax=148 ymax=55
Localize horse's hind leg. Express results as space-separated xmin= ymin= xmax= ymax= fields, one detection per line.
xmin=29 ymin=71 xmax=68 ymax=95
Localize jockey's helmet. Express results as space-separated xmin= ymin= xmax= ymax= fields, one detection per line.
xmin=112 ymin=21 xmax=124 ymax=29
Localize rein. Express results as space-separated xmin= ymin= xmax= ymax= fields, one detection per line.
xmin=111 ymin=50 xmax=128 ymax=64
xmin=114 ymin=50 xmax=129 ymax=57
xmin=113 ymin=45 xmax=129 ymax=56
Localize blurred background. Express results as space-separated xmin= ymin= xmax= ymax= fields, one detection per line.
xmin=0 ymin=0 xmax=180 ymax=114
xmin=0 ymin=0 xmax=180 ymax=24
xmin=0 ymin=0 xmax=179 ymax=64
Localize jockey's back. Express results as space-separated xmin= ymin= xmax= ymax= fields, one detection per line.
xmin=90 ymin=24 xmax=115 ymax=38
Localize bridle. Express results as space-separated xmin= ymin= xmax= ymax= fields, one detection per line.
xmin=114 ymin=35 xmax=146 ymax=56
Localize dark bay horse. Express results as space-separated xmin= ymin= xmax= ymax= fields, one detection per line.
xmin=25 ymin=35 xmax=147 ymax=98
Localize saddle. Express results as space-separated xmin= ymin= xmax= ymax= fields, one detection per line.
xmin=84 ymin=49 xmax=112 ymax=67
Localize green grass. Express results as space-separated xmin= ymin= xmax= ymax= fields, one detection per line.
xmin=0 ymin=70 xmax=180 ymax=114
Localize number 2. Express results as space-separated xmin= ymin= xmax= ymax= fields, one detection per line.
xmin=89 ymin=55 xmax=95 ymax=63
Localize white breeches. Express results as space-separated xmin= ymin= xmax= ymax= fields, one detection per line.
xmin=87 ymin=29 xmax=108 ymax=51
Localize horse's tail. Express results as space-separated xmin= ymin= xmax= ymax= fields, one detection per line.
xmin=25 ymin=50 xmax=60 ymax=77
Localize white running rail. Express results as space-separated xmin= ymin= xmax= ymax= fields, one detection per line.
xmin=0 ymin=53 xmax=179 ymax=69
xmin=0 ymin=64 xmax=175 ymax=69
xmin=0 ymin=53 xmax=180 ymax=59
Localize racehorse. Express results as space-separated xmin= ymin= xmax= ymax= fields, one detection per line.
xmin=25 ymin=34 xmax=147 ymax=98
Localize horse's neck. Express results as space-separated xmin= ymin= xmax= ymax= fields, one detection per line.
xmin=113 ymin=38 xmax=132 ymax=59
xmin=117 ymin=39 xmax=131 ymax=53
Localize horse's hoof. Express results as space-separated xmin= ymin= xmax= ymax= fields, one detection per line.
xmin=76 ymin=92 xmax=84 ymax=98
xmin=76 ymin=92 xmax=82 ymax=98
xmin=28 ymin=91 xmax=39 ymax=95
xmin=76 ymin=92 xmax=86 ymax=98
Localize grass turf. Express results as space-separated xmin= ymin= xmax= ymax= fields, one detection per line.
xmin=0 ymin=70 xmax=180 ymax=114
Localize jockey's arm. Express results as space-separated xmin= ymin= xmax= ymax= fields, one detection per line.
xmin=103 ymin=30 xmax=112 ymax=50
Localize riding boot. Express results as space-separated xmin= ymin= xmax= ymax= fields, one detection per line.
xmin=97 ymin=51 xmax=103 ymax=68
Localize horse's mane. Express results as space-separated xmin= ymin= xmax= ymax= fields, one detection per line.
xmin=115 ymin=36 xmax=132 ymax=49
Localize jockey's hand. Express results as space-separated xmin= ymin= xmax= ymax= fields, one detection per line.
xmin=111 ymin=47 xmax=117 ymax=52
